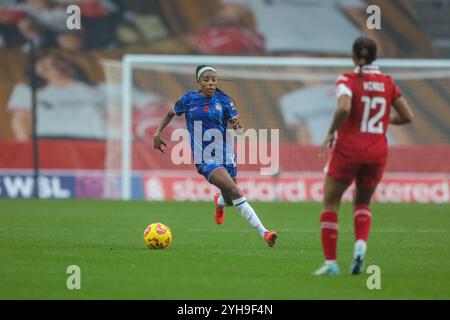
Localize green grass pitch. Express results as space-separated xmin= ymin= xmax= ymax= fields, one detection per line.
xmin=1 ymin=199 xmax=449 ymax=299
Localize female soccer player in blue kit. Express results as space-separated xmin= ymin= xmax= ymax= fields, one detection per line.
xmin=153 ymin=65 xmax=277 ymax=247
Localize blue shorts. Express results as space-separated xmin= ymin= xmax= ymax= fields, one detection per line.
xmin=196 ymin=162 xmax=237 ymax=182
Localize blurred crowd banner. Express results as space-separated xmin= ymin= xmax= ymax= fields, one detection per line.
xmin=0 ymin=139 xmax=448 ymax=203
xmin=0 ymin=170 xmax=448 ymax=203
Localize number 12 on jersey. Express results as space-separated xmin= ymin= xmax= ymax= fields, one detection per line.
xmin=360 ymin=96 xmax=386 ymax=134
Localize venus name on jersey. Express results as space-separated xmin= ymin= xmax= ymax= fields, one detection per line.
xmin=363 ymin=81 xmax=385 ymax=92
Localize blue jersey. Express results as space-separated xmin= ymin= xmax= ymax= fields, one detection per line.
xmin=173 ymin=90 xmax=238 ymax=166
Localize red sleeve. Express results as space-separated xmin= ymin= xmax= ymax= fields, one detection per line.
xmin=335 ymin=74 xmax=354 ymax=98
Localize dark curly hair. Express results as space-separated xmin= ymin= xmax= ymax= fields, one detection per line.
xmin=352 ymin=36 xmax=377 ymax=66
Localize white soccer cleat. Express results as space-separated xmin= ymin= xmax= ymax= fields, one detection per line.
xmin=350 ymin=239 xmax=367 ymax=275
xmin=312 ymin=261 xmax=340 ymax=276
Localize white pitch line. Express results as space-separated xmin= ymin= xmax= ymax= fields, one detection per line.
xmin=0 ymin=228 xmax=446 ymax=234
xmin=0 ymin=227 xmax=132 ymax=233
xmin=186 ymin=229 xmax=448 ymax=234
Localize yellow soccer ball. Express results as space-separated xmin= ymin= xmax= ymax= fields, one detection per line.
xmin=143 ymin=223 xmax=172 ymax=249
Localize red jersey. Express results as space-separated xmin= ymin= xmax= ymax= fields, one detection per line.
xmin=334 ymin=65 xmax=402 ymax=162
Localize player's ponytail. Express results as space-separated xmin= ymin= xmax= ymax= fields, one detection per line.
xmin=353 ymin=36 xmax=377 ymax=67
xmin=352 ymin=36 xmax=378 ymax=93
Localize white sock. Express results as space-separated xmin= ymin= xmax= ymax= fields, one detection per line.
xmin=354 ymin=239 xmax=367 ymax=258
xmin=325 ymin=260 xmax=336 ymax=266
xmin=232 ymin=197 xmax=267 ymax=237
xmin=217 ymin=195 xmax=229 ymax=208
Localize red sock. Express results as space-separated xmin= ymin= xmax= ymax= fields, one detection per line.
xmin=320 ymin=211 xmax=338 ymax=260
xmin=354 ymin=205 xmax=372 ymax=241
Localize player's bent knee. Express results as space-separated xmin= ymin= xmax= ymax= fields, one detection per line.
xmin=323 ymin=195 xmax=341 ymax=212
xmin=323 ymin=196 xmax=341 ymax=212
xmin=224 ymin=185 xmax=243 ymax=200
xmin=324 ymin=205 xmax=339 ymax=212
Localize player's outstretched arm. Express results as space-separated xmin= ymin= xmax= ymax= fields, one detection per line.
xmin=153 ymin=110 xmax=175 ymax=153
xmin=390 ymin=97 xmax=414 ymax=125
xmin=321 ymin=95 xmax=351 ymax=155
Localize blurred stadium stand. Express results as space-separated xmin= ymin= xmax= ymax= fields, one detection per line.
xmin=0 ymin=0 xmax=449 ymax=201
xmin=1 ymin=0 xmax=448 ymax=139
xmin=411 ymin=0 xmax=450 ymax=58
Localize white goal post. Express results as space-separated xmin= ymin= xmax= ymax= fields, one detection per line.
xmin=118 ymin=55 xmax=450 ymax=200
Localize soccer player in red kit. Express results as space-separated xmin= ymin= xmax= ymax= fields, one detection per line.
xmin=313 ymin=37 xmax=414 ymax=276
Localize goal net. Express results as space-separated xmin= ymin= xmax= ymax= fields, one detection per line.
xmin=102 ymin=55 xmax=450 ymax=203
